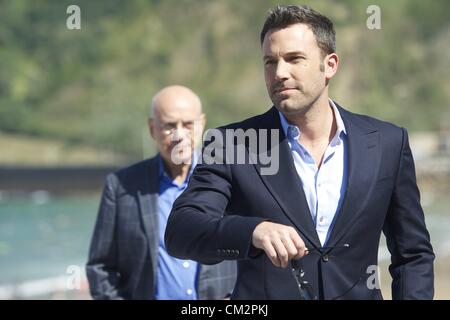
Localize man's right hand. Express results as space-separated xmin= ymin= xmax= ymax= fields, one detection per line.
xmin=252 ymin=221 xmax=308 ymax=268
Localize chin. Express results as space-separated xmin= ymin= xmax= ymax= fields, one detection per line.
xmin=170 ymin=148 xmax=193 ymax=165
xmin=275 ymin=101 xmax=301 ymax=115
xmin=277 ymin=98 xmax=315 ymax=116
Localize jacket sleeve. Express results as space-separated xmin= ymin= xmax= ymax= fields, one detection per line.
xmin=383 ymin=127 xmax=435 ymax=299
xmin=85 ymin=174 xmax=123 ymax=300
xmin=165 ymin=149 xmax=266 ymax=264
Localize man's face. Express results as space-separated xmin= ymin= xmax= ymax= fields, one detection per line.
xmin=149 ymin=92 xmax=205 ymax=166
xmin=262 ymin=23 xmax=332 ymax=116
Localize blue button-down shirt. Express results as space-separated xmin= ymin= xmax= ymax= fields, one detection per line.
xmin=279 ymin=100 xmax=348 ymax=245
xmin=155 ymin=155 xmax=199 ymax=300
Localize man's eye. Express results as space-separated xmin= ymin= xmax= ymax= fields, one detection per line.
xmin=184 ymin=122 xmax=194 ymax=128
xmin=289 ymin=56 xmax=304 ymax=63
xmin=265 ymin=60 xmax=275 ymax=65
xmin=163 ymin=124 xmax=176 ymax=130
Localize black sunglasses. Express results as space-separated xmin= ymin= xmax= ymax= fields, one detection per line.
xmin=291 ymin=244 xmax=350 ymax=300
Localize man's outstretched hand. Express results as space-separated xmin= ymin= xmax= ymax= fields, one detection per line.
xmin=252 ymin=221 xmax=308 ymax=268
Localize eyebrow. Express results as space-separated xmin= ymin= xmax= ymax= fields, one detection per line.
xmin=285 ymin=51 xmax=307 ymax=57
xmin=263 ymin=51 xmax=308 ymax=61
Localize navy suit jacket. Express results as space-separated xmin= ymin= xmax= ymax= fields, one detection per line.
xmin=165 ymin=103 xmax=435 ymax=300
xmin=86 ymin=156 xmax=237 ymax=299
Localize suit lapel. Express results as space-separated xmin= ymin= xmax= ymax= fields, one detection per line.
xmin=137 ymin=157 xmax=159 ymax=280
xmin=326 ymin=106 xmax=381 ymax=246
xmin=253 ymin=107 xmax=322 ymax=248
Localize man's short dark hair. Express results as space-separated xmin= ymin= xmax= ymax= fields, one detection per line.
xmin=260 ymin=5 xmax=336 ymax=57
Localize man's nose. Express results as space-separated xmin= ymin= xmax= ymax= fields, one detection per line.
xmin=172 ymin=124 xmax=188 ymax=141
xmin=275 ymin=60 xmax=289 ymax=80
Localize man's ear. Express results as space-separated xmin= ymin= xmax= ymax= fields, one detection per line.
xmin=148 ymin=118 xmax=156 ymax=140
xmin=193 ymin=113 xmax=207 ymax=148
xmin=324 ymin=53 xmax=339 ymax=80
xmin=200 ymin=113 xmax=206 ymax=128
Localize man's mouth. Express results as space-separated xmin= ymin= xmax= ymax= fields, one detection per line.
xmin=274 ymin=87 xmax=296 ymax=94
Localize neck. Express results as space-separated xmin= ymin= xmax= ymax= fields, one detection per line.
xmin=162 ymin=158 xmax=192 ymax=184
xmin=284 ymin=92 xmax=334 ymax=143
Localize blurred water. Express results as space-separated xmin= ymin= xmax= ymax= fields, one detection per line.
xmin=0 ymin=194 xmax=99 ymax=285
xmin=0 ymin=192 xmax=448 ymax=290
xmin=378 ymin=195 xmax=450 ymax=262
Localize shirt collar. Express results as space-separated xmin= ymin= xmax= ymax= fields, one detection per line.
xmin=278 ymin=99 xmax=347 ymax=144
xmin=329 ymin=99 xmax=347 ymax=137
xmin=158 ymin=150 xmax=198 ymax=185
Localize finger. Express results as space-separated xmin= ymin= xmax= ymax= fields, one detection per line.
xmin=262 ymin=239 xmax=280 ymax=267
xmin=280 ymin=232 xmax=299 ymax=259
xmin=272 ymin=237 xmax=289 ymax=268
xmin=288 ymin=228 xmax=307 ymax=259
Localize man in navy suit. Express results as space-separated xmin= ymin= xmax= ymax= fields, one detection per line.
xmin=165 ymin=5 xmax=434 ymax=299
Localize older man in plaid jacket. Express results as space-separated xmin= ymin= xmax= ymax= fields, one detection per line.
xmin=86 ymin=86 xmax=236 ymax=299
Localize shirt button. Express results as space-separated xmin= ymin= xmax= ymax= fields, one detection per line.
xmin=319 ymin=216 xmax=324 ymax=223
xmin=186 ymin=289 xmax=193 ymax=295
xmin=183 ymin=262 xmax=190 ymax=268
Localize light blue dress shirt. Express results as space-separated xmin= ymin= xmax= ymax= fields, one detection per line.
xmin=278 ymin=100 xmax=348 ymax=245
xmin=155 ymin=155 xmax=199 ymax=300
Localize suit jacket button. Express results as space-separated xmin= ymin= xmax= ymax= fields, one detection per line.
xmin=216 ymin=249 xmax=222 ymax=256
xmin=322 ymin=254 xmax=329 ymax=262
